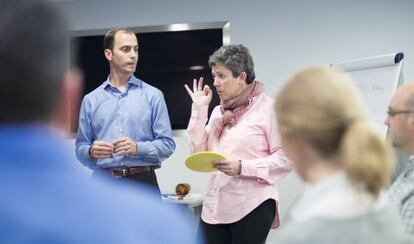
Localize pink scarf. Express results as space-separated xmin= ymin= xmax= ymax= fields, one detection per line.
xmin=213 ymin=81 xmax=264 ymax=140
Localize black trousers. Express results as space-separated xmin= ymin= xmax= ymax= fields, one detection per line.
xmin=198 ymin=199 xmax=276 ymax=244
xmin=92 ymin=169 xmax=161 ymax=196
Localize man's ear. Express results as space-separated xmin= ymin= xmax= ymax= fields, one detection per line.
xmin=104 ymin=49 xmax=112 ymax=62
xmin=51 ymin=68 xmax=83 ymax=136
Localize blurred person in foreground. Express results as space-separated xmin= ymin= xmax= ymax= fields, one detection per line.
xmin=272 ymin=67 xmax=408 ymax=244
xmin=0 ymin=0 xmax=194 ymax=243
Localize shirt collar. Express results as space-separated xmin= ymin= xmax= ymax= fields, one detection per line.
xmin=103 ymin=75 xmax=141 ymax=90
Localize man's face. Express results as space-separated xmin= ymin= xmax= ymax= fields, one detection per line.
xmin=385 ymin=90 xmax=413 ymax=152
xmin=106 ymin=31 xmax=138 ymax=75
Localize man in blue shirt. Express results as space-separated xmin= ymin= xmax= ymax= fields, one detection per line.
xmin=75 ymin=28 xmax=176 ymax=194
xmin=0 ymin=0 xmax=194 ymax=243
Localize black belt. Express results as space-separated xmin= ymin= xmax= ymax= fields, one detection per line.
xmin=98 ymin=166 xmax=153 ymax=178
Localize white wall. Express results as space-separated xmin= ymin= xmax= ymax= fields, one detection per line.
xmin=59 ymin=0 xmax=414 ymax=241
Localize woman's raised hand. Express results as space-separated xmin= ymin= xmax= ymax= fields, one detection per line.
xmin=184 ymin=77 xmax=213 ymax=106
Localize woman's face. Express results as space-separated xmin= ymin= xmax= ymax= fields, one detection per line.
xmin=211 ymin=64 xmax=246 ymax=101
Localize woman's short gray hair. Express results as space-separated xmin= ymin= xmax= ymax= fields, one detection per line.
xmin=208 ymin=44 xmax=255 ymax=84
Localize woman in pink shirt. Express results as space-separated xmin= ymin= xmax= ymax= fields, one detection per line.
xmin=185 ymin=44 xmax=293 ymax=244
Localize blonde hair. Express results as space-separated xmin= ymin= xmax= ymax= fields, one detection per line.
xmin=275 ymin=67 xmax=394 ymax=197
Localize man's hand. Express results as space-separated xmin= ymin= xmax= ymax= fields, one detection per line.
xmin=112 ymin=137 xmax=137 ymax=156
xmin=212 ymin=159 xmax=241 ymax=176
xmin=90 ymin=140 xmax=113 ymax=160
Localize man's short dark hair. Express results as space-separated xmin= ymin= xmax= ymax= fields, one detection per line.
xmin=0 ymin=0 xmax=68 ymax=122
xmin=103 ymin=28 xmax=136 ymax=51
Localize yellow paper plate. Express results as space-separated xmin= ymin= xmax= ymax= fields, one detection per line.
xmin=185 ymin=151 xmax=226 ymax=172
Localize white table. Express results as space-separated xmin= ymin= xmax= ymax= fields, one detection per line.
xmin=162 ymin=193 xmax=203 ymax=218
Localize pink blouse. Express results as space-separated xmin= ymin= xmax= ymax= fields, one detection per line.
xmin=187 ymin=93 xmax=293 ymax=228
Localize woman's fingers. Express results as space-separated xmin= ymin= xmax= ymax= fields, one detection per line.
xmin=185 ymin=77 xmax=211 ymax=104
xmin=184 ymin=84 xmax=193 ymax=97
xmin=203 ymin=85 xmax=212 ymax=96
xmin=197 ymin=77 xmax=204 ymax=91
xmin=190 ymin=77 xmax=204 ymax=92
xmin=193 ymin=78 xmax=197 ymax=92
xmin=212 ymin=159 xmax=227 ymax=169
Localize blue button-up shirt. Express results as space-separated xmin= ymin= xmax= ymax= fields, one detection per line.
xmin=0 ymin=124 xmax=193 ymax=243
xmin=75 ymin=75 xmax=175 ymax=169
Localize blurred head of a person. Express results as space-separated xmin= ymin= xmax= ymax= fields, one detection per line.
xmin=0 ymin=0 xmax=81 ymax=133
xmin=275 ymin=67 xmax=394 ymax=197
xmin=384 ymin=83 xmax=414 ymax=156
